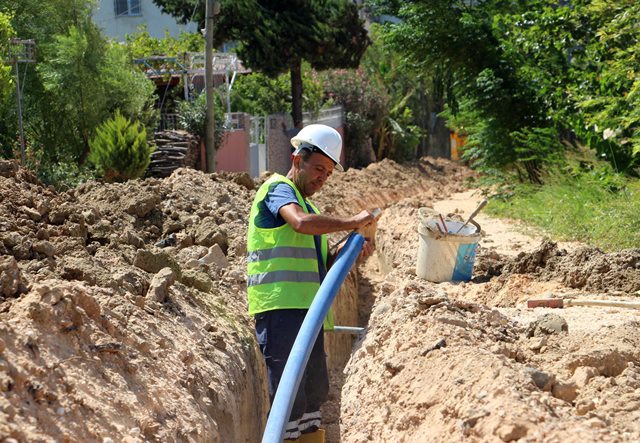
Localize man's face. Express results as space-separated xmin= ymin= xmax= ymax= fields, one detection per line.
xmin=293 ymin=152 xmax=334 ymax=197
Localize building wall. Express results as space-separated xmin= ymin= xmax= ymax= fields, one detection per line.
xmin=93 ymin=0 xmax=196 ymax=41
xmin=211 ymin=107 xmax=345 ymax=176
xmin=266 ymin=114 xmax=295 ymax=176
xmin=214 ymin=114 xmax=251 ymax=173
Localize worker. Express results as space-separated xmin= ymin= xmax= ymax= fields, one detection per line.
xmin=247 ymin=124 xmax=375 ymax=441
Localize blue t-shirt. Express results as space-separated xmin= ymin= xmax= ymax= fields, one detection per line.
xmin=255 ymin=182 xmax=327 ymax=282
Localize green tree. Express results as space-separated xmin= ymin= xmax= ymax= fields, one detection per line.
xmin=152 ymin=0 xmax=369 ymax=127
xmin=372 ymin=0 xmax=640 ymax=178
xmin=0 ymin=12 xmax=16 ymax=158
xmin=573 ymin=0 xmax=640 ymax=173
xmin=125 ymin=26 xmax=204 ymax=58
xmin=372 ymin=0 xmax=566 ymax=182
xmin=360 ymin=24 xmax=436 ymax=161
xmin=35 ymin=24 xmax=156 ymax=163
xmin=229 ymin=63 xmax=324 ymax=117
xmin=176 ymin=92 xmax=226 ymax=148
xmin=0 ymin=0 xmax=156 ymax=187
xmin=322 ymin=68 xmax=389 ymax=167
xmin=89 ymin=110 xmax=154 ymax=182
xmin=0 ymin=12 xmax=15 ymax=101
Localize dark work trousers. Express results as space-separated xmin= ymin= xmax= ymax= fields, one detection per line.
xmin=255 ymin=309 xmax=329 ymax=424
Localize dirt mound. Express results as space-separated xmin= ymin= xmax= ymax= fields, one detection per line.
xmin=315 ymin=157 xmax=475 ymax=217
xmin=5 ymin=153 xmax=637 ymax=442
xmin=352 ymin=188 xmax=640 ymax=442
xmin=0 ymin=161 xmax=266 ymax=442
xmin=340 ymin=278 xmax=614 ymax=442
xmin=498 ymin=241 xmax=640 ymax=294
xmin=0 ymin=156 xmax=473 ymax=442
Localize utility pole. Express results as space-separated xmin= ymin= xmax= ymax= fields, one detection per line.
xmin=14 ymin=55 xmax=25 ymax=165
xmin=204 ymin=0 xmax=219 ymax=172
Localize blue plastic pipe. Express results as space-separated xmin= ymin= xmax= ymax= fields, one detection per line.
xmin=261 ymin=233 xmax=365 ymax=443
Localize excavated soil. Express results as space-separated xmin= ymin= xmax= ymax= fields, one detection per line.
xmin=0 ymin=162 xmax=267 ymax=442
xmin=1 ymin=157 xmax=640 ymax=442
xmin=341 ymin=191 xmax=640 ymax=442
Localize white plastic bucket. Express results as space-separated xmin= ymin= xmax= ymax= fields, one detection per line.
xmin=416 ymin=209 xmax=480 ymax=283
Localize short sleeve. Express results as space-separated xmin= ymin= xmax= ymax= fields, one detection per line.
xmin=265 ymin=182 xmax=300 ymax=218
xmin=254 ymin=182 xmax=300 ymax=228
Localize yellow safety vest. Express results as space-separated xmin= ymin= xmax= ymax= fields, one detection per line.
xmin=247 ymin=174 xmax=334 ymax=329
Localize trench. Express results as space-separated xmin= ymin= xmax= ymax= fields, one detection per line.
xmin=321 ymin=254 xmax=384 ymax=442
xmin=318 ymin=186 xmax=430 ymax=442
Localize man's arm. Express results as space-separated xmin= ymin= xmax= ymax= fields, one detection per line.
xmin=279 ymin=203 xmax=374 ymax=235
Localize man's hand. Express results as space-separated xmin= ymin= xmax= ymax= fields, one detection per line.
xmin=351 ymin=210 xmax=376 ymax=230
xmin=358 ymin=237 xmax=375 ymax=261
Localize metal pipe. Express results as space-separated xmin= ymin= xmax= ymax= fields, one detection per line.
xmin=261 ymin=233 xmax=365 ymax=443
xmin=332 ymin=326 xmax=366 ymax=335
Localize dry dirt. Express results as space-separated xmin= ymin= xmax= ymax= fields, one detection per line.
xmin=340 ymin=190 xmax=640 ymax=443
xmin=1 ymin=157 xmax=640 ymax=442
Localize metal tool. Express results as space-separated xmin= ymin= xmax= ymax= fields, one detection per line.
xmin=455 ymin=198 xmax=488 ymax=234
xmin=438 ymin=214 xmax=448 ymax=233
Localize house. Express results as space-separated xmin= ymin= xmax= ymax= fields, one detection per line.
xmin=92 ymin=0 xmax=197 ymax=41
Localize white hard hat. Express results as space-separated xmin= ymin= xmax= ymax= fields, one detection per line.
xmin=291 ymin=124 xmax=343 ymax=171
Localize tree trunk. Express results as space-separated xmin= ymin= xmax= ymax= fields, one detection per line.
xmin=290 ymin=59 xmax=303 ymax=129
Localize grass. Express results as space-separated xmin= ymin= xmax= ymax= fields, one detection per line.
xmin=486 ymin=171 xmax=640 ymax=252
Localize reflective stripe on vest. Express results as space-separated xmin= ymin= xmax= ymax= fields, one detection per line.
xmin=247 ymin=246 xmax=318 ymax=263
xmin=247 ymin=270 xmax=321 ymax=287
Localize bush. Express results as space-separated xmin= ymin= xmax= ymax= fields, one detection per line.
xmin=88 ymin=111 xmax=153 ymax=182
xmin=37 ymin=160 xmax=97 ymax=190
xmin=229 ymin=63 xmax=324 ymax=117
xmin=176 ymin=93 xmax=226 ymax=149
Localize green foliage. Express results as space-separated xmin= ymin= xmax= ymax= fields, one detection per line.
xmin=36 ymin=159 xmax=97 ymax=190
xmin=36 ymin=25 xmax=157 ymax=162
xmin=372 ymin=0 xmax=640 ymax=179
xmin=374 ymin=0 xmax=556 ymax=182
xmin=488 ymin=0 xmax=640 ymax=174
xmin=125 ymin=26 xmax=204 ymax=58
xmin=0 ymin=11 xmax=16 ymax=158
xmin=154 ymin=0 xmax=369 ymax=126
xmin=36 ymin=25 xmax=107 ymax=159
xmin=88 ymin=111 xmax=154 ymax=182
xmin=491 ymin=0 xmax=640 ymax=175
xmin=0 ymin=0 xmax=156 ymax=186
xmin=574 ymin=0 xmax=640 ymax=173
xmin=0 ymin=11 xmax=16 ymax=102
xmin=385 ymin=114 xmax=422 ymax=162
xmin=176 ymin=93 xmax=226 ymax=148
xmin=230 ymin=63 xmax=324 ymax=117
xmin=2 ymin=0 xmax=92 ymax=43
xmin=359 ymin=24 xmax=430 ymax=161
xmin=488 ymin=161 xmax=640 ymax=251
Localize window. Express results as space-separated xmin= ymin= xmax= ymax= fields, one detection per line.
xmin=115 ymin=0 xmax=141 ymax=17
